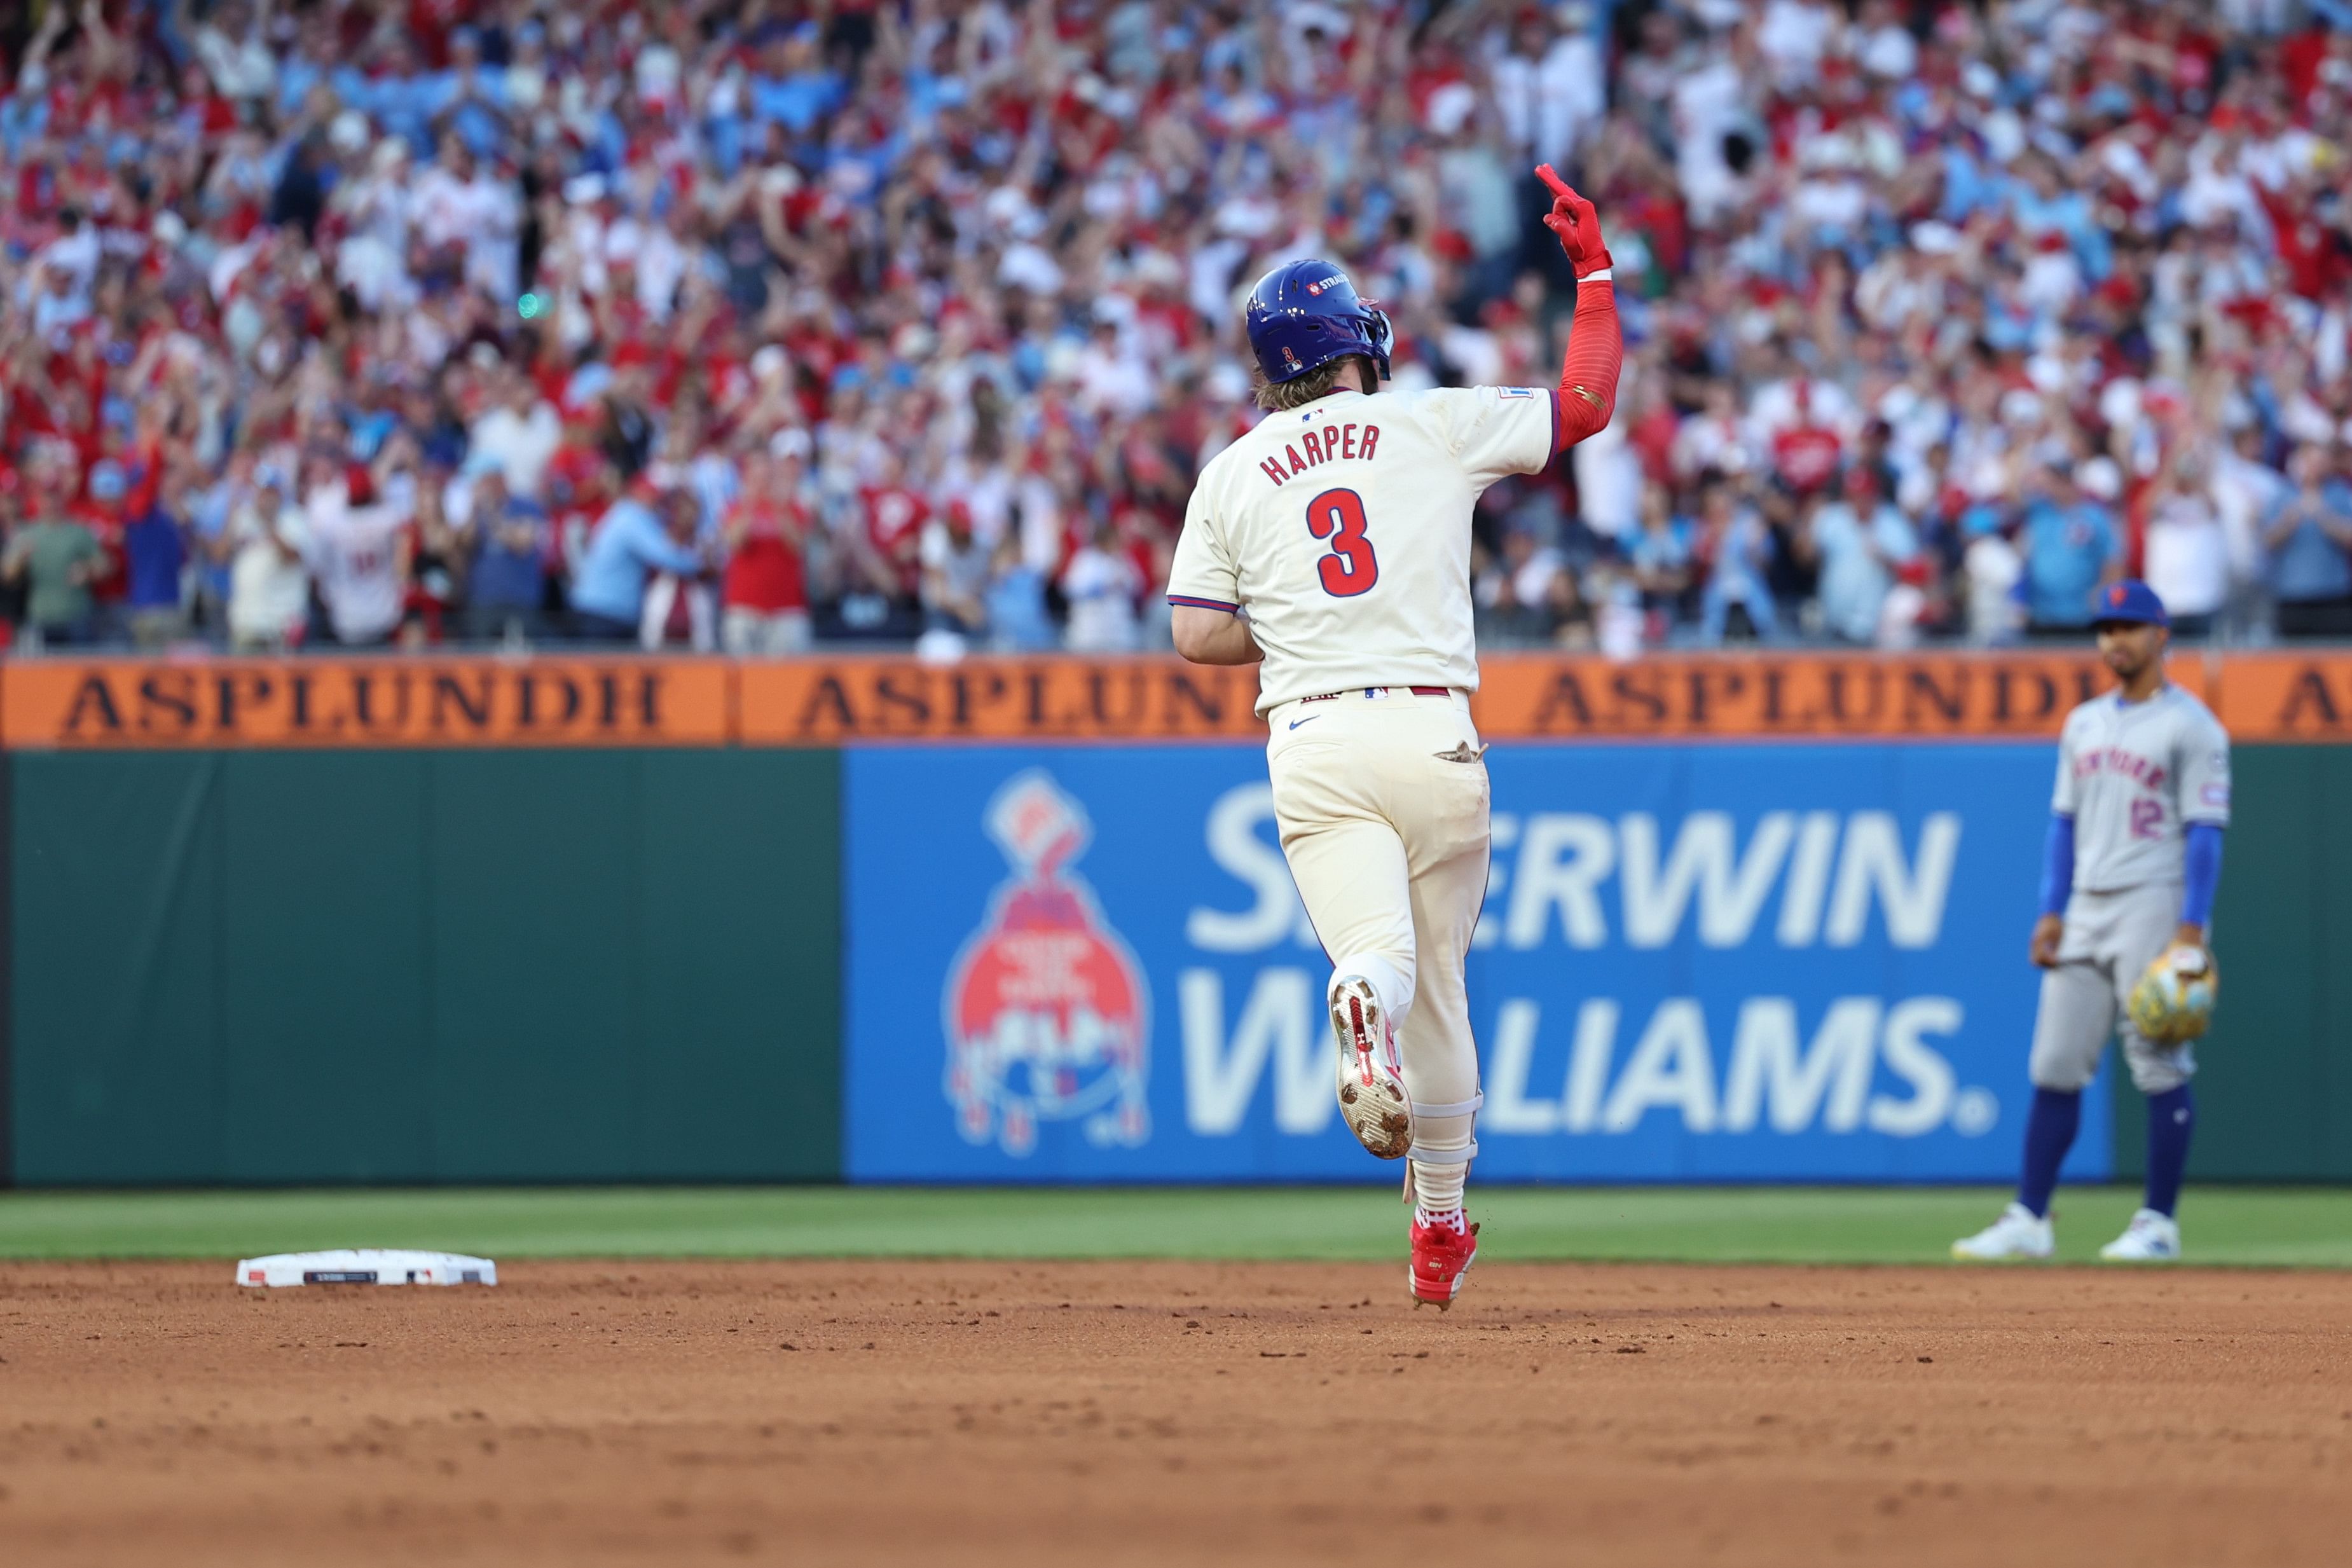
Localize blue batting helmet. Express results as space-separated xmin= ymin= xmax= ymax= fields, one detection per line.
xmin=1242 ymin=260 xmax=1393 ymax=385
xmin=2092 ymin=579 xmax=2170 ymax=628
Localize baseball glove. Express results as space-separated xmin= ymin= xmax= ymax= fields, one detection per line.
xmin=2126 ymin=944 xmax=2220 ymax=1045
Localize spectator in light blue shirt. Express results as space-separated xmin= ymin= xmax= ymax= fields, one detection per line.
xmin=570 ymin=490 xmax=708 ymax=640
xmin=187 ymin=464 xmax=240 ymax=637
xmin=1939 ymin=142 xmax=2007 ymax=225
xmin=334 ymin=37 xmax=455 ymax=158
xmin=2021 ymin=467 xmax=2119 ymax=631
xmin=748 ymin=29 xmax=843 ymax=135
xmin=1627 ymin=489 xmax=1695 ymax=619
xmin=984 ymin=533 xmax=1054 ymax=652
xmin=1696 ymin=482 xmax=1778 ymax=643
xmin=2264 ymin=444 xmax=2352 ymax=638
xmin=2011 ymin=155 xmax=2111 ymax=282
xmin=441 ymin=30 xmax=511 ymax=162
xmin=1808 ymin=467 xmax=1920 ymax=645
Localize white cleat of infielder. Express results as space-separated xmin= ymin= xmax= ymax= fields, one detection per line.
xmin=1951 ymin=1202 xmax=2056 ymax=1261
xmin=1329 ymin=975 xmax=1413 ymax=1159
xmin=2098 ymin=1208 xmax=2182 ymax=1262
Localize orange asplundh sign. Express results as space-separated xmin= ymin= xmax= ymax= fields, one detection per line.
xmin=1 ymin=650 xmax=2347 ymax=748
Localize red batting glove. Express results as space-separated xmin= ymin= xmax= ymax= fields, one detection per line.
xmin=1536 ymin=164 xmax=1613 ymax=280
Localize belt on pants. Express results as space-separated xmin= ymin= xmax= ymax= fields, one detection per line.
xmin=1269 ymin=685 xmax=1472 ymax=730
xmin=1298 ymin=685 xmax=1455 ymax=702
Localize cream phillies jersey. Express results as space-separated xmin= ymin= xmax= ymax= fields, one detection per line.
xmin=2052 ymin=684 xmax=2232 ymax=894
xmin=1168 ymin=383 xmax=1557 ymax=714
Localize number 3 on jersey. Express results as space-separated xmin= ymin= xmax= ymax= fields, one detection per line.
xmin=1305 ymin=488 xmax=1379 ymax=597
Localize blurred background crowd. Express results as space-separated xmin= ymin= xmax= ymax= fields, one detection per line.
xmin=4 ymin=0 xmax=2352 ymax=657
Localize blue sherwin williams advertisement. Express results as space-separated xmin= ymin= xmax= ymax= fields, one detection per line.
xmin=842 ymin=742 xmax=2108 ymax=1184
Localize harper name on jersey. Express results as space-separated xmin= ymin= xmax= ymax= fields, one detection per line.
xmin=2053 ymin=684 xmax=2231 ymax=895
xmin=1169 ymin=383 xmax=1557 ymax=715
xmin=1254 ymin=421 xmax=1382 ymax=486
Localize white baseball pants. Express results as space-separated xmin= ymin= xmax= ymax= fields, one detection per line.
xmin=1264 ymin=687 xmax=1490 ymax=1201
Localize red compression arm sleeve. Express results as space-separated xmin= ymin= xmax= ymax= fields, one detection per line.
xmin=1553 ymin=279 xmax=1623 ymax=453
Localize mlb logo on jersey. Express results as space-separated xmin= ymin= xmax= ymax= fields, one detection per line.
xmin=1497 ymin=387 xmax=1539 ymax=399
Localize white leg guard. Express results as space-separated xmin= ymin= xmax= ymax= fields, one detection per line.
xmin=1406 ymin=1092 xmax=1481 ymax=1211
xmin=1329 ymin=952 xmax=1415 ymax=1034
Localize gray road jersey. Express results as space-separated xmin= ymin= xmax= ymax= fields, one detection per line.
xmin=2052 ymin=684 xmax=2231 ymax=895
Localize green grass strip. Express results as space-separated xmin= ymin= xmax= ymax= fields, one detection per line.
xmin=1 ymin=1186 xmax=2348 ymax=1267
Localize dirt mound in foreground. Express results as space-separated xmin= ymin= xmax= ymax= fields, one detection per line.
xmin=2 ymin=1259 xmax=2347 ymax=1565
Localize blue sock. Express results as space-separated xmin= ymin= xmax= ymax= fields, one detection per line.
xmin=2017 ymin=1087 xmax=2082 ymax=1218
xmin=2144 ymin=1085 xmax=2195 ymax=1217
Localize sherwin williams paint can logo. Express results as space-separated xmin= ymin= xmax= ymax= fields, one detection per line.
xmin=942 ymin=770 xmax=1152 ymax=1157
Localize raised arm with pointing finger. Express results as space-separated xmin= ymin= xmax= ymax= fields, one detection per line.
xmin=1536 ymin=163 xmax=1625 ymax=451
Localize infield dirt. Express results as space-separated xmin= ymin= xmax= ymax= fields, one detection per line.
xmin=1 ymin=1259 xmax=2346 ymax=1565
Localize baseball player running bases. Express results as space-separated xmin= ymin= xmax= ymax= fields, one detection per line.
xmin=1170 ymin=168 xmax=1623 ymax=1307
xmin=1954 ymin=581 xmax=2229 ymax=1263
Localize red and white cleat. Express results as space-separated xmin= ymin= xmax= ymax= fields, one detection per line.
xmin=1409 ymin=1210 xmax=1480 ymax=1309
xmin=1330 ymin=975 xmax=1413 ymax=1159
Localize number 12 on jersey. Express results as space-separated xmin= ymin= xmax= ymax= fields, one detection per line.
xmin=1306 ymin=488 xmax=1379 ymax=597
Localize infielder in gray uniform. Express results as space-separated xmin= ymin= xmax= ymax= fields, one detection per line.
xmin=1955 ymin=579 xmax=2229 ymax=1263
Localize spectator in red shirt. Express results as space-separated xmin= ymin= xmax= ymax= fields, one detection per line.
xmin=719 ymin=451 xmax=813 ymax=655
xmin=855 ymin=453 xmax=929 ymax=603
xmin=1767 ymin=380 xmax=1848 ymax=499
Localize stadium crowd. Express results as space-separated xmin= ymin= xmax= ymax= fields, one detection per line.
xmin=4 ymin=0 xmax=2352 ymax=657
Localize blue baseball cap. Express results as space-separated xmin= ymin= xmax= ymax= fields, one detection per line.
xmin=2091 ymin=579 xmax=2168 ymax=628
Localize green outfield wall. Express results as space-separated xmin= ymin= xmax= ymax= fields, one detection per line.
xmin=4 ymin=750 xmax=841 ymax=1185
xmin=1 ymin=739 xmax=2346 ymax=1186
